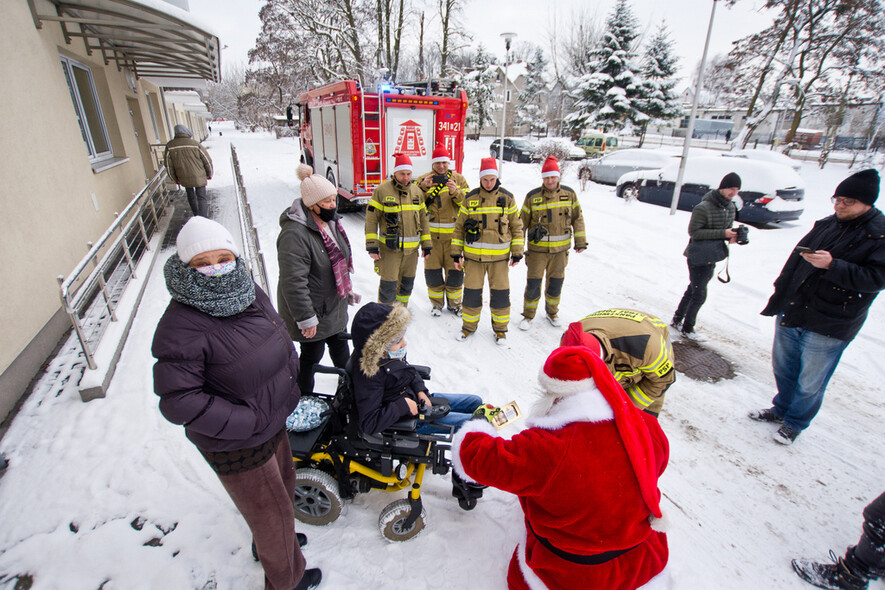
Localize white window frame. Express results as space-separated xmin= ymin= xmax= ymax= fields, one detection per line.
xmin=60 ymin=55 xmax=112 ymax=162
xmin=505 ymin=89 xmax=512 ymax=103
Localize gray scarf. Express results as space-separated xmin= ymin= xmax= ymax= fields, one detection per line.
xmin=164 ymin=254 xmax=256 ymax=317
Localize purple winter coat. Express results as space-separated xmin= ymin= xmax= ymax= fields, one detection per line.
xmin=151 ymin=286 xmax=300 ymax=452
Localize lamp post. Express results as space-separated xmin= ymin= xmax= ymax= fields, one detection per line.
xmin=498 ymin=32 xmax=517 ymax=181
xmin=670 ymin=0 xmax=718 ymax=215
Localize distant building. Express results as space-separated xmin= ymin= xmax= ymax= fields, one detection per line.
xmin=1 ymin=0 xmax=220 ymax=421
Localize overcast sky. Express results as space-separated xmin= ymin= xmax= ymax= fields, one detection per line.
xmin=186 ymin=0 xmax=777 ymax=87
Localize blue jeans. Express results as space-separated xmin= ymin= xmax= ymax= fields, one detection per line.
xmin=771 ymin=317 xmax=850 ymax=431
xmin=417 ymin=393 xmax=483 ymax=434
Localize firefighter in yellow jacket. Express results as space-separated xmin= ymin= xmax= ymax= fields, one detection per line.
xmin=560 ymin=309 xmax=676 ymax=417
xmin=365 ymin=153 xmax=431 ymax=305
xmin=416 ymin=144 xmax=469 ymax=316
xmin=519 ymin=156 xmax=587 ymax=331
xmin=452 ymin=158 xmax=524 ymax=346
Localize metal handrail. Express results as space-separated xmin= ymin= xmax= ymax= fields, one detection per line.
xmin=57 ymin=168 xmax=171 ymax=370
xmin=230 ymin=144 xmax=271 ymax=298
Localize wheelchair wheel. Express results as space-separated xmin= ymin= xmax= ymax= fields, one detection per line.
xmin=293 ymin=468 xmax=342 ymax=526
xmin=378 ymin=499 xmax=426 ymax=542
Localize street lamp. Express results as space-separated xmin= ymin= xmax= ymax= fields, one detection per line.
xmin=670 ymin=0 xmax=718 ymax=215
xmin=498 ymin=32 xmax=517 ymax=181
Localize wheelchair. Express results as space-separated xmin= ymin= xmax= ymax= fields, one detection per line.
xmin=288 ymin=360 xmax=483 ymax=542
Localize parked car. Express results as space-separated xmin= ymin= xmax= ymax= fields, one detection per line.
xmin=587 ymin=149 xmax=678 ymax=185
xmin=722 ymin=149 xmax=802 ymax=171
xmin=577 ymin=132 xmax=620 ymax=158
xmin=615 ymin=157 xmax=805 ymax=224
xmin=489 ymin=138 xmax=538 ymax=163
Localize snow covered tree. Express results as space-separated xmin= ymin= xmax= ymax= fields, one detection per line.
xmin=438 ymin=0 xmax=470 ymax=77
xmin=514 ymin=47 xmax=548 ymax=137
xmin=564 ymin=0 xmax=644 ymax=137
xmin=635 ymin=22 xmax=680 ymax=125
xmin=458 ymin=45 xmax=501 ymax=137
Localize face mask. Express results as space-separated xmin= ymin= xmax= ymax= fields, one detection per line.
xmin=317 ymin=207 xmax=337 ymax=222
xmin=387 ymin=346 xmax=407 ymax=360
xmin=195 ymin=260 xmax=237 ymax=277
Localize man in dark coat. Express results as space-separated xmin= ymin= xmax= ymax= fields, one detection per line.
xmin=164 ymin=124 xmax=213 ymax=217
xmin=750 ymin=169 xmax=885 ymax=445
xmin=671 ymin=172 xmax=743 ymax=341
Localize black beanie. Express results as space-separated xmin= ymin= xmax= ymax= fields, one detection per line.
xmin=834 ymin=169 xmax=880 ymax=205
xmin=719 ymin=172 xmax=742 ymax=190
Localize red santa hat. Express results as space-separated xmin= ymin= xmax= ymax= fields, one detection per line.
xmin=391 ymin=152 xmax=412 ymax=174
xmin=479 ymin=157 xmax=498 ymax=178
xmin=560 ymin=321 xmax=603 ymax=357
xmin=541 ymin=156 xmax=560 ymax=178
xmin=537 ymin=346 xmax=663 ymax=519
xmin=431 ymin=143 xmax=451 ymax=164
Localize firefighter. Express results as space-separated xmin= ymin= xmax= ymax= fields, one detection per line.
xmin=519 ymin=156 xmax=587 ymax=331
xmin=560 ymin=309 xmax=676 ymax=417
xmin=416 ymin=143 xmax=470 ymax=317
xmin=452 ymin=158 xmax=524 ymax=346
xmin=365 ymin=153 xmax=432 ymax=305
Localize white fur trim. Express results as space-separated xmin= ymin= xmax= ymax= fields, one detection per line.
xmin=537 ymin=367 xmax=596 ymax=397
xmin=527 ymin=386 xmax=613 ymax=430
xmin=431 ymin=156 xmax=451 ymax=164
xmin=540 ymin=170 xmax=560 ymax=178
xmin=450 ymin=419 xmax=498 ymax=484
xmin=649 ymin=511 xmax=670 ymax=533
xmin=479 ymin=168 xmax=498 ymax=178
xmin=391 ymin=164 xmax=412 ymax=173
xmin=517 ymin=529 xmax=550 ymax=590
xmin=637 ymin=566 xmax=671 ymax=590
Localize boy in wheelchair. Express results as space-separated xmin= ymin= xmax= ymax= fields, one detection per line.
xmin=351 ymin=302 xmax=492 ymax=505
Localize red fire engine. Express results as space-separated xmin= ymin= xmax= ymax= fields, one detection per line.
xmin=297 ymin=79 xmax=468 ymax=210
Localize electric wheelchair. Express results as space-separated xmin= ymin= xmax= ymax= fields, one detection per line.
xmin=288 ymin=360 xmax=482 ymax=542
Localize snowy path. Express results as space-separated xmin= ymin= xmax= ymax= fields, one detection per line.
xmin=0 ymin=122 xmax=882 ymax=589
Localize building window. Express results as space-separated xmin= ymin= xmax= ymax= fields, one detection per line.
xmin=60 ymin=56 xmax=112 ymax=161
xmin=146 ymin=92 xmax=161 ymax=142
xmin=506 ymin=90 xmax=511 ymax=103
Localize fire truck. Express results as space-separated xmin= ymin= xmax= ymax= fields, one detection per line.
xmin=297 ymin=79 xmax=468 ymax=210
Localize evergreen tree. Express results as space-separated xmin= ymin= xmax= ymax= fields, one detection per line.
xmin=636 ymin=22 xmax=680 ymax=123
xmin=458 ymin=45 xmax=501 ymax=137
xmin=514 ymin=47 xmax=548 ymax=137
xmin=564 ymin=0 xmax=642 ymax=136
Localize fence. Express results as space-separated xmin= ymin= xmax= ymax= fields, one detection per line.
xmin=57 ymin=168 xmax=171 ymax=398
xmin=230 ymin=144 xmax=271 ymax=297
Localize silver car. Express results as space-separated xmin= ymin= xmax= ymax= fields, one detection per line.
xmin=588 ymin=149 xmax=678 ymax=185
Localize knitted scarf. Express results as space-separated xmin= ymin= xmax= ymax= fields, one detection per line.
xmin=321 ymin=220 xmax=354 ymax=299
xmin=164 ymin=254 xmax=256 ymax=317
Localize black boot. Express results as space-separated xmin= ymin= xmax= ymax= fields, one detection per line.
xmin=792 ymin=550 xmax=869 ymax=590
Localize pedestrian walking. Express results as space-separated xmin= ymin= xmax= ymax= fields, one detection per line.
xmin=164 ymin=125 xmax=213 ymax=217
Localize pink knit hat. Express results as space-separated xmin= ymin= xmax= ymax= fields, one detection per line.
xmin=297 ymin=164 xmax=337 ymax=207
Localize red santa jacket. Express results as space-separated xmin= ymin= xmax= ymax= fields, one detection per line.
xmin=452 ymin=387 xmax=670 ymax=590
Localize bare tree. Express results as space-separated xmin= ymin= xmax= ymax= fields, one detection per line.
xmin=437 ymin=0 xmax=470 ymax=76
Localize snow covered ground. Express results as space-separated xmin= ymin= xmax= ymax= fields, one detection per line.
xmin=1 ymin=120 xmax=883 ymax=589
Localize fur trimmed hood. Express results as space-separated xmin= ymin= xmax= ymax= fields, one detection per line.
xmin=352 ymin=303 xmax=411 ymax=377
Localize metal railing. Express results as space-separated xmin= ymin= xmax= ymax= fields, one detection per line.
xmin=230 ymin=144 xmax=271 ymax=297
xmin=57 ymin=168 xmax=171 ymax=370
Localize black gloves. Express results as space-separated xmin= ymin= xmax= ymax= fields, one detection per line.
xmin=367 ymin=247 xmax=380 ymax=255
xmin=422 ymin=247 xmax=432 ymax=257
xmin=511 ymin=255 xmax=522 ymax=264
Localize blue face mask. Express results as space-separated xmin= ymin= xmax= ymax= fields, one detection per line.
xmin=387 ymin=346 xmax=407 ymax=360
xmin=195 ymin=260 xmax=237 ymax=277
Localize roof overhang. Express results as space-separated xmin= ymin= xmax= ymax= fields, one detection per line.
xmin=28 ymin=0 xmax=221 ymax=84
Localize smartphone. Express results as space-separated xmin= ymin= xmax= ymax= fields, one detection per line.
xmin=432 ymin=174 xmax=448 ymax=185
xmin=795 ymin=246 xmax=816 ymax=254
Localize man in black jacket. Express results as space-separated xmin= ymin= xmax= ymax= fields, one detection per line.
xmin=749 ymin=169 xmax=885 ymax=445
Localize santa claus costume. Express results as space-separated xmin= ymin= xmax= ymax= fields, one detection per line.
xmin=452 ymin=346 xmax=670 ymax=590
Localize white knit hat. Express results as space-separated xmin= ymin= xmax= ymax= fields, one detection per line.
xmin=176 ymin=216 xmax=239 ymax=264
xmin=297 ymin=164 xmax=337 ymax=207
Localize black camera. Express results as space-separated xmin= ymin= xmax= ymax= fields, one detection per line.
xmin=735 ymin=224 xmax=749 ymax=245
xmin=528 ymin=224 xmax=548 ymax=244
xmin=463 ymin=218 xmax=481 ymax=244
xmin=432 ymin=174 xmax=448 ymax=185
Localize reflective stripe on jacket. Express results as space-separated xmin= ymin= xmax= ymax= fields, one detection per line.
xmin=452 ymin=186 xmax=524 ymax=262
xmin=520 ymin=184 xmax=588 ymax=253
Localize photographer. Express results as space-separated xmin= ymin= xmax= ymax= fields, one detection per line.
xmin=671 ymin=172 xmax=746 ymax=341
xmin=518 ymin=156 xmax=587 ymax=331
xmin=365 ymin=153 xmax=431 ymax=305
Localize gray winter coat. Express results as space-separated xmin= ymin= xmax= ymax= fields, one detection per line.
xmin=683 ymin=189 xmax=736 ymax=264
xmin=276 ymin=200 xmax=350 ymax=342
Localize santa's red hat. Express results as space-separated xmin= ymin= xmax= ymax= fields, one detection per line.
xmin=538 ymin=346 xmax=663 ymax=519
xmin=479 ymin=157 xmax=498 ymax=178
xmin=541 ymin=156 xmax=560 ymax=178
xmin=431 ymin=143 xmax=451 ymax=164
xmin=391 ymin=153 xmax=412 ymax=174
xmin=560 ymin=321 xmax=602 ymax=357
